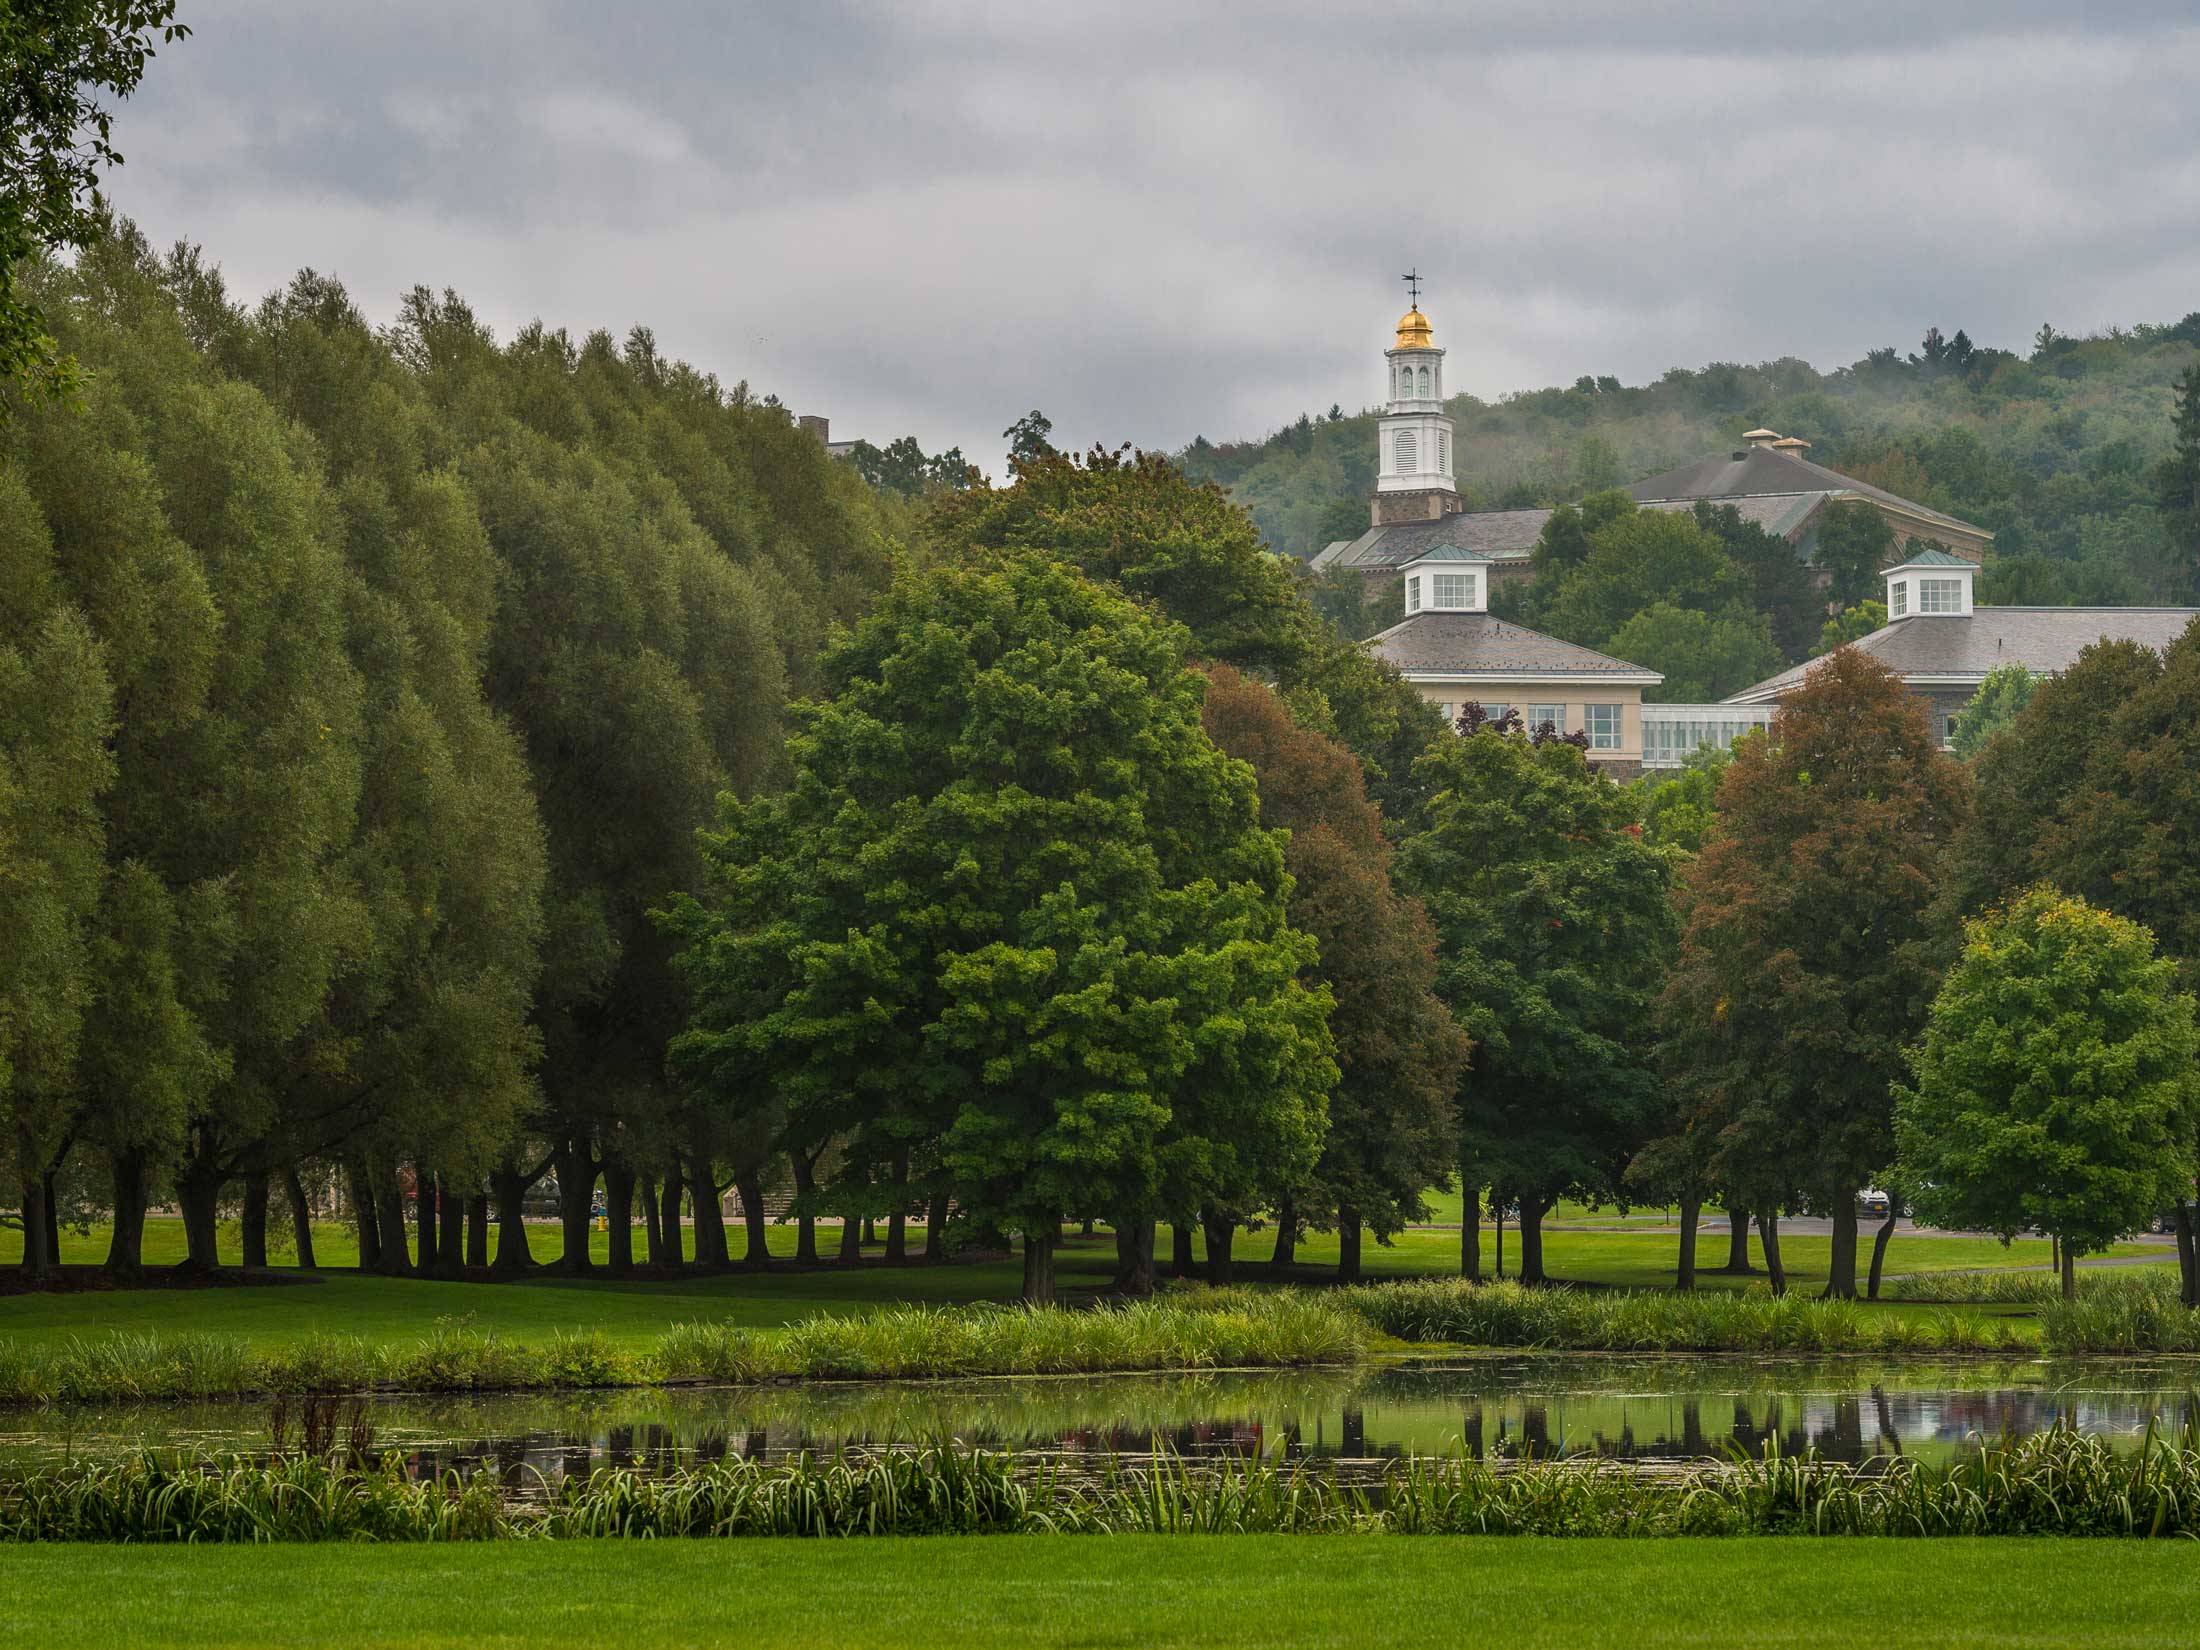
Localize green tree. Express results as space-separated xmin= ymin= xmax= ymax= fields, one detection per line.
xmin=1198 ymin=665 xmax=1466 ymax=1283
xmin=1894 ymin=888 xmax=2200 ymax=1298
xmin=1001 ymin=408 xmax=1055 ymax=471
xmin=1538 ymin=508 xmax=1752 ymax=650
xmin=1693 ymin=501 xmax=1819 ymax=662
xmin=0 ymin=0 xmax=188 ymax=406
xmin=1810 ymin=501 xmax=1896 ymax=608
xmin=1400 ymin=725 xmax=1675 ymax=1284
xmin=1605 ymin=601 xmax=1782 ymax=703
xmin=1951 ymin=662 xmax=2038 ymax=759
xmin=1636 ymin=743 xmax=1731 ymax=856
xmin=665 ymin=556 xmax=1336 ymax=1303
xmin=1662 ymin=649 xmax=1969 ymax=1297
xmin=1813 ymin=599 xmax=1886 ymax=656
xmin=2158 ymin=363 xmax=2200 ymax=600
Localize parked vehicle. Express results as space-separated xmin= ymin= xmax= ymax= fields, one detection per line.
xmin=1856 ymin=1188 xmax=1891 ymax=1219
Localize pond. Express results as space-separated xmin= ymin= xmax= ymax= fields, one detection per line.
xmin=7 ymin=1357 xmax=2199 ymax=1483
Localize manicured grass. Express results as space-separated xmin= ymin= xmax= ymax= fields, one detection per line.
xmin=0 ymin=1537 xmax=2191 ymax=1648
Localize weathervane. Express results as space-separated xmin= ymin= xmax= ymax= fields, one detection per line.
xmin=1401 ymin=268 xmax=1422 ymax=308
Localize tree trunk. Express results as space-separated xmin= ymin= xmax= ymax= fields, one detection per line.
xmin=1823 ymin=1197 xmax=1859 ymax=1300
xmin=414 ymin=1169 xmax=439 ymax=1275
xmin=490 ymin=1164 xmax=534 ymax=1274
xmin=1720 ymin=1204 xmax=1754 ymax=1274
xmin=838 ymin=1210 xmax=862 ymax=1264
xmin=640 ymin=1174 xmax=664 ymax=1266
xmin=1494 ymin=1202 xmax=1505 ymax=1279
xmin=603 ymin=1162 xmax=636 ymax=1277
xmin=175 ymin=1157 xmax=224 ymax=1274
xmin=1675 ymin=1196 xmax=1700 ymax=1292
xmin=1113 ymin=1219 xmax=1156 ymax=1295
xmin=923 ymin=1192 xmax=948 ymax=1262
xmin=283 ymin=1168 xmax=318 ymax=1269
xmin=464 ymin=1194 xmax=489 ymax=1270
xmin=736 ymin=1172 xmax=772 ymax=1269
xmin=373 ymin=1173 xmax=411 ymax=1276
xmin=554 ymin=1141 xmax=594 ymax=1275
xmin=1202 ymin=1207 xmax=1235 ymax=1286
xmin=2061 ymin=1238 xmax=2079 ymax=1301
xmin=106 ymin=1150 xmax=150 ymax=1281
xmin=688 ymin=1155 xmax=732 ymax=1272
xmin=239 ymin=1170 xmax=270 ymax=1269
xmin=1337 ymin=1204 xmax=1363 ymax=1284
xmin=347 ymin=1159 xmax=382 ymax=1274
xmin=885 ymin=1151 xmax=908 ymax=1263
xmin=658 ymin=1170 xmax=684 ymax=1267
xmin=2176 ymin=1202 xmax=2198 ymax=1310
xmin=1518 ymin=1194 xmax=1548 ymax=1286
xmin=40 ymin=1166 xmax=60 ymax=1265
xmin=14 ymin=1128 xmax=54 ymax=1281
xmin=1757 ymin=1209 xmax=1786 ymax=1296
xmin=791 ymin=1153 xmax=820 ymax=1264
xmin=1270 ymin=1198 xmax=1298 ymax=1268
xmin=436 ymin=1176 xmax=465 ymax=1277
xmin=1866 ymin=1204 xmax=1900 ymax=1301
xmin=1021 ymin=1229 xmax=1056 ymax=1304
xmin=1461 ymin=1183 xmax=1481 ymax=1282
xmin=1171 ymin=1223 xmax=1194 ymax=1278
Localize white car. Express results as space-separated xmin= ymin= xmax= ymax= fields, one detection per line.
xmin=1856 ymin=1189 xmax=1892 ymax=1219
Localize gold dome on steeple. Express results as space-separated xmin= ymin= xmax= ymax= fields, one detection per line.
xmin=1395 ymin=307 xmax=1435 ymax=349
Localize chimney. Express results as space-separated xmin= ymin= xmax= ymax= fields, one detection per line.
xmin=1771 ymin=436 xmax=1811 ymax=459
xmin=1741 ymin=427 xmax=1781 ymax=451
xmin=798 ymin=414 xmax=830 ymax=444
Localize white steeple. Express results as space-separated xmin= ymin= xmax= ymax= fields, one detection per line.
xmin=1377 ymin=270 xmax=1456 ymax=500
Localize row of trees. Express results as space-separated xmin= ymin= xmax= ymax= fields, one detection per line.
xmin=2 ymin=226 xmax=899 ymax=1279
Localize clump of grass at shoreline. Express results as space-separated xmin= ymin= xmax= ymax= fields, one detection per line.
xmin=9 ymin=1426 xmax=2200 ymax=1541
xmin=1338 ymin=1279 xmax=2026 ymax=1354
xmin=0 ymin=1291 xmax=1364 ymax=1407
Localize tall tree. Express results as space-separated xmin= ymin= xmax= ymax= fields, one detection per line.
xmin=1400 ymin=723 xmax=1674 ymax=1284
xmin=1663 ymin=650 xmax=1969 ymax=1297
xmin=1604 ymin=602 xmax=1782 ymax=703
xmin=1810 ymin=502 xmax=1897 ymax=609
xmin=665 ymin=556 xmax=1335 ymax=1302
xmin=1198 ymin=665 xmax=1466 ymax=1282
xmin=1895 ymin=888 xmax=2200 ymax=1299
xmin=2158 ymin=363 xmax=2200 ymax=600
xmin=1950 ymin=662 xmax=2037 ymax=759
xmin=0 ymin=0 xmax=188 ymax=405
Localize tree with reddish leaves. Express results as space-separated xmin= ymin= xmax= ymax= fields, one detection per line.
xmin=1662 ymin=649 xmax=1969 ymax=1298
xmin=1199 ymin=666 xmax=1466 ymax=1283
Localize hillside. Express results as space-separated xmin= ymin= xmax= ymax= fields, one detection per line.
xmin=1177 ymin=318 xmax=2200 ymax=605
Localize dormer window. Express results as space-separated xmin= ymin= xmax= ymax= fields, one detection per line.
xmin=1890 ymin=580 xmax=1908 ymax=618
xmin=1405 ymin=575 xmax=1422 ymax=614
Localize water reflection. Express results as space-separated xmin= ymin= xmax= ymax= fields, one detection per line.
xmin=6 ymin=1358 xmax=2197 ymax=1484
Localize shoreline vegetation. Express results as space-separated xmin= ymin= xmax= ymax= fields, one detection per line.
xmin=7 ymin=1274 xmax=2200 ymax=1407
xmin=8 ymin=1426 xmax=2200 ymax=1541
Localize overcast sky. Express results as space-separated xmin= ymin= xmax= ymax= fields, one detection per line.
xmin=106 ymin=1 xmax=2200 ymax=477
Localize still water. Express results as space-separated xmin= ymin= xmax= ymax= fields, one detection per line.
xmin=7 ymin=1358 xmax=2199 ymax=1482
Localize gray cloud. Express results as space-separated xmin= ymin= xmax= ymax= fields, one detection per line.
xmin=106 ymin=2 xmax=2200 ymax=474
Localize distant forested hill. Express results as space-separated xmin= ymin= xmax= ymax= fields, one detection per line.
xmin=1177 ymin=318 xmax=2200 ymax=604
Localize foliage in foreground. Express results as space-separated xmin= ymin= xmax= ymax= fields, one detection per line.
xmin=11 ymin=1426 xmax=2200 ymax=1541
xmin=0 ymin=1292 xmax=1364 ymax=1405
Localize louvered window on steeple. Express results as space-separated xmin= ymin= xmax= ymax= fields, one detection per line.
xmin=1395 ymin=430 xmax=1418 ymax=472
xmin=1436 ymin=432 xmax=1450 ymax=472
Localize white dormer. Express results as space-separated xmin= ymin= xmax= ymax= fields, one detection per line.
xmin=1401 ymin=549 xmax=1490 ymax=616
xmin=1883 ymin=549 xmax=1975 ymax=620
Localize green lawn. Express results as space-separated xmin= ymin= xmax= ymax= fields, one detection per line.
xmin=0 ymin=1537 xmax=2191 ymax=1649
xmin=1 ymin=1215 xmax=2165 ymax=1351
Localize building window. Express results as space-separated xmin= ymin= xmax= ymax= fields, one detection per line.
xmin=1435 ymin=431 xmax=1450 ymax=472
xmin=1890 ymin=579 xmax=1908 ymax=618
xmin=1395 ymin=430 xmax=1418 ymax=472
xmin=1938 ymin=709 xmax=1960 ymax=748
xmin=1405 ymin=575 xmax=1421 ymax=614
xmin=1528 ymin=703 xmax=1564 ymax=733
xmin=1920 ymin=577 xmax=1963 ymax=613
xmin=1585 ymin=703 xmax=1622 ymax=750
xmin=1431 ymin=572 xmax=1476 ymax=609
xmin=1434 ymin=701 xmax=1454 ymax=721
xmin=1417 ymin=365 xmax=1431 ymax=397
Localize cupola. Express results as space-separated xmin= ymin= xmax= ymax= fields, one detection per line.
xmin=1884 ymin=548 xmax=1975 ymax=620
xmin=1376 ymin=271 xmax=1457 ymax=509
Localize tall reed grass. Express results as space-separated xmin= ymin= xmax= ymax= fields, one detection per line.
xmin=1337 ymin=1279 xmax=2025 ymax=1353
xmin=9 ymin=1426 xmax=2200 ymax=1541
xmin=1885 ymin=1267 xmax=2179 ymax=1307
xmin=0 ymin=1291 xmax=1366 ymax=1407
